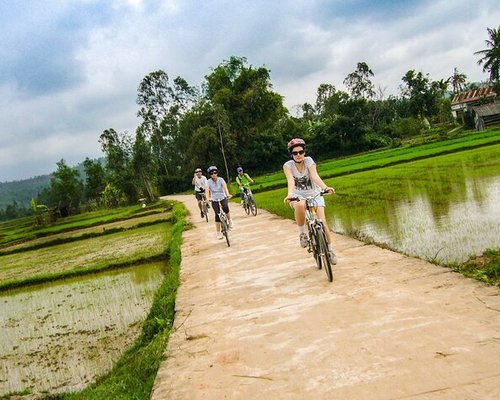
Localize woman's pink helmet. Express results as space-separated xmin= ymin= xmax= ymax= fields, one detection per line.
xmin=287 ymin=138 xmax=306 ymax=152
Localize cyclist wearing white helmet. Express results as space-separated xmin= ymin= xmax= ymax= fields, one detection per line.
xmin=192 ymin=167 xmax=208 ymax=218
xmin=283 ymin=138 xmax=337 ymax=263
xmin=205 ymin=166 xmax=233 ymax=239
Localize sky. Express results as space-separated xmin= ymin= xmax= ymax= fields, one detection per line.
xmin=0 ymin=0 xmax=499 ymax=183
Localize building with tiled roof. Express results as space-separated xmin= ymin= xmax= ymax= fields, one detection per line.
xmin=451 ymin=87 xmax=496 ymax=115
xmin=450 ymin=87 xmax=497 ymax=129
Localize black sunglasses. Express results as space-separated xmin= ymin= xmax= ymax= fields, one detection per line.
xmin=291 ymin=150 xmax=305 ymax=156
xmin=210 ymin=171 xmax=218 ymax=175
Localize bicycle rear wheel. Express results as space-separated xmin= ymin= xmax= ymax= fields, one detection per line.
xmin=316 ymin=223 xmax=333 ymax=282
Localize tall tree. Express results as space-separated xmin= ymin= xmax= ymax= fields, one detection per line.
xmin=400 ymin=70 xmax=436 ymax=119
xmin=49 ymin=159 xmax=83 ymax=215
xmin=475 ymin=26 xmax=500 ymax=83
xmin=313 ymin=83 xmax=349 ymax=119
xmin=99 ymin=129 xmax=136 ymax=203
xmin=132 ymin=129 xmax=158 ymax=202
xmin=136 ymin=70 xmax=198 ymax=176
xmin=203 ymin=56 xmax=286 ymax=175
xmin=343 ymin=62 xmax=376 ymax=99
xmin=83 ymin=157 xmax=106 ymax=203
xmin=315 ymin=83 xmax=337 ymax=117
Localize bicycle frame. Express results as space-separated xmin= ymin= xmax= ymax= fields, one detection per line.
xmin=290 ymin=191 xmax=333 ymax=281
xmin=242 ymin=187 xmax=257 ymax=216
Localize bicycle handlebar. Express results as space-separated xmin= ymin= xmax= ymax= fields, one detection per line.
xmin=288 ymin=190 xmax=332 ymax=202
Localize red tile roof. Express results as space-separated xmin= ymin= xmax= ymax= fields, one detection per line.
xmin=451 ymin=87 xmax=496 ymax=105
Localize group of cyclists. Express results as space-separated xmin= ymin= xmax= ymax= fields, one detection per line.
xmin=192 ymin=138 xmax=337 ymax=264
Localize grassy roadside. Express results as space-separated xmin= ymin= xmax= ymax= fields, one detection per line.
xmin=44 ymin=201 xmax=186 ymax=400
xmin=448 ymin=248 xmax=500 ymax=285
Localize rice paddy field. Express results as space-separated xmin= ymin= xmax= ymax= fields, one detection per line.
xmin=0 ymin=201 xmax=178 ymax=397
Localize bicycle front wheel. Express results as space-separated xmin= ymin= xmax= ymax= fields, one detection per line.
xmin=308 ymin=224 xmax=322 ymax=270
xmin=202 ymin=203 xmax=209 ymax=222
xmin=244 ymin=199 xmax=250 ymax=215
xmin=249 ymin=196 xmax=257 ymax=216
xmin=316 ymin=223 xmax=333 ymax=282
xmin=220 ymin=214 xmax=230 ymax=247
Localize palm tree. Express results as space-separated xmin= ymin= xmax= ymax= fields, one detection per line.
xmin=474 ymin=26 xmax=500 ymax=83
xmin=448 ymin=67 xmax=467 ymax=94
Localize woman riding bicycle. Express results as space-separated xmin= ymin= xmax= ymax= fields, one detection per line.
xmin=205 ymin=166 xmax=233 ymax=240
xmin=283 ymin=138 xmax=337 ymax=263
xmin=192 ymin=167 xmax=208 ymax=218
xmin=235 ymin=166 xmax=254 ymax=204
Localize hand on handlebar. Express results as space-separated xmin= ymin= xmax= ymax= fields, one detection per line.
xmin=284 ymin=195 xmax=296 ymax=204
xmin=323 ymin=187 xmax=335 ymax=195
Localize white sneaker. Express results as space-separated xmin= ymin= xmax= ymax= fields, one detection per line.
xmin=216 ymin=232 xmax=223 ymax=240
xmin=299 ymin=233 xmax=308 ymax=248
xmin=328 ymin=250 xmax=338 ymax=265
xmin=229 ymin=220 xmax=233 ymax=229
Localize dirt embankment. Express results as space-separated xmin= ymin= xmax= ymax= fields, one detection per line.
xmin=151 ymin=195 xmax=500 ymax=400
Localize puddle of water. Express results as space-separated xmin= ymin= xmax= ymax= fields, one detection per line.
xmin=0 ymin=262 xmax=164 ymax=395
xmin=330 ymin=146 xmax=500 ymax=263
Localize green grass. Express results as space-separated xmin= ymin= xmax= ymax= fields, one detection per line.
xmin=449 ymin=248 xmax=500 ymax=286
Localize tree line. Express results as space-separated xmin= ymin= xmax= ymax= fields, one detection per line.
xmin=2 ymin=26 xmax=499 ymax=223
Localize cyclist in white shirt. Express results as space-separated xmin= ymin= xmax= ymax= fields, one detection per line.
xmin=192 ymin=168 xmax=208 ymax=218
xmin=204 ymin=166 xmax=232 ymax=239
xmin=283 ymin=138 xmax=337 ymax=264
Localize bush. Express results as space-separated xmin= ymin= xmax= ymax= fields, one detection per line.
xmin=387 ymin=117 xmax=423 ymax=138
xmin=361 ymin=133 xmax=392 ymax=149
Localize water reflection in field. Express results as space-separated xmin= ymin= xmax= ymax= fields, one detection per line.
xmin=329 ymin=145 xmax=500 ymax=263
xmin=0 ymin=262 xmax=164 ymax=395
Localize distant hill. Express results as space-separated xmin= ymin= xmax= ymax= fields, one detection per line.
xmin=0 ymin=174 xmax=52 ymax=210
xmin=0 ymin=158 xmax=104 ymax=210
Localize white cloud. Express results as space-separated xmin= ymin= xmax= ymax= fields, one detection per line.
xmin=0 ymin=0 xmax=499 ymax=181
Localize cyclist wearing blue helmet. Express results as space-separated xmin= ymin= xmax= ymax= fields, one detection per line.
xmin=205 ymin=166 xmax=233 ymax=239
xmin=235 ymin=166 xmax=254 ymax=204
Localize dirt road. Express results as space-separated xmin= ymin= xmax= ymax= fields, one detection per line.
xmin=151 ymin=195 xmax=500 ymax=400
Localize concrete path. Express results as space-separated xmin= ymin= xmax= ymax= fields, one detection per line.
xmin=151 ymin=195 xmax=500 ymax=399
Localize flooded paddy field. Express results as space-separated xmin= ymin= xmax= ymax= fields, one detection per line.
xmin=0 ymin=261 xmax=164 ymax=394
xmin=329 ymin=145 xmax=500 ymax=263
xmin=0 ymin=203 xmax=174 ymax=396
